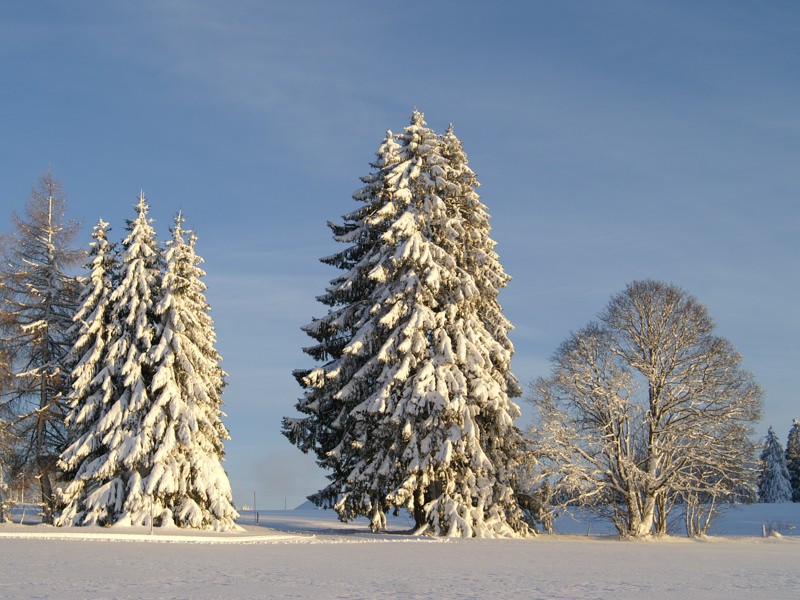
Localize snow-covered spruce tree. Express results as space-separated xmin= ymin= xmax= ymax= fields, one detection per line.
xmin=757 ymin=426 xmax=792 ymax=503
xmin=55 ymin=193 xmax=162 ymax=526
xmin=283 ymin=125 xmax=407 ymax=530
xmin=284 ymin=111 xmax=526 ymax=537
xmin=0 ymin=170 xmax=82 ymax=523
xmin=402 ymin=122 xmax=523 ymax=535
xmin=142 ymin=214 xmax=238 ymax=530
xmin=56 ymin=219 xmax=117 ymax=525
xmin=786 ymin=420 xmax=800 ymax=502
xmin=58 ymin=207 xmax=237 ymax=529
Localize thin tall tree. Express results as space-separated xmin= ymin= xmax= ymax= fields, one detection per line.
xmin=143 ymin=214 xmax=238 ymax=530
xmin=0 ymin=170 xmax=82 ymax=523
xmin=786 ymin=420 xmax=800 ymax=502
xmin=56 ymin=219 xmax=117 ymax=525
xmin=55 ymin=193 xmax=161 ymax=526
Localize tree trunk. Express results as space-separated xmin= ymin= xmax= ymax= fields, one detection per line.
xmin=39 ymin=473 xmax=54 ymax=525
xmin=632 ymin=495 xmax=656 ymax=537
xmin=36 ymin=372 xmax=55 ymax=524
xmin=654 ymin=493 xmax=668 ymax=536
xmin=413 ymin=489 xmax=427 ymax=531
xmin=625 ymin=491 xmax=656 ymax=538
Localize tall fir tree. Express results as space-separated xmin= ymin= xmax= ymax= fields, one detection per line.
xmin=786 ymin=419 xmax=800 ymax=502
xmin=283 ymin=125 xmax=406 ymax=529
xmin=56 ymin=219 xmax=117 ymax=525
xmin=56 ymin=193 xmax=162 ymax=526
xmin=0 ymin=170 xmax=82 ymax=523
xmin=284 ymin=111 xmax=526 ymax=537
xmin=757 ymin=426 xmax=793 ymax=503
xmin=143 ymin=214 xmax=238 ymax=530
xmin=58 ymin=207 xmax=238 ymax=530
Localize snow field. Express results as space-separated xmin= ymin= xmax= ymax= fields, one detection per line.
xmin=1 ymin=529 xmax=797 ymax=600
xmin=0 ymin=507 xmax=798 ymax=599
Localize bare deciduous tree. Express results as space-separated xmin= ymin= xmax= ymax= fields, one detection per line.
xmin=527 ymin=280 xmax=762 ymax=538
xmin=0 ymin=170 xmax=82 ymax=523
xmin=0 ymin=276 xmax=12 ymax=522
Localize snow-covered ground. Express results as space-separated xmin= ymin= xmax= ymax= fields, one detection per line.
xmin=0 ymin=504 xmax=797 ymax=599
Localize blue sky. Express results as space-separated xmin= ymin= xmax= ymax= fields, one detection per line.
xmin=2 ymin=1 xmax=798 ymax=509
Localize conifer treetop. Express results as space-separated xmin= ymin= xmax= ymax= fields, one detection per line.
xmin=758 ymin=426 xmax=793 ymax=503
xmin=785 ymin=419 xmax=800 ymax=502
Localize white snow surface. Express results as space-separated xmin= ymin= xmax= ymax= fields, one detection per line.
xmin=0 ymin=505 xmax=797 ymax=599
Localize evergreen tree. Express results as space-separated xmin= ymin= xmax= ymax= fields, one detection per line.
xmin=56 ymin=193 xmax=162 ymax=526
xmin=56 ymin=219 xmax=117 ymax=525
xmin=785 ymin=419 xmax=800 ymax=502
xmin=284 ymin=112 xmax=526 ymax=537
xmin=283 ymin=125 xmax=405 ymax=530
xmin=143 ymin=214 xmax=238 ymax=530
xmin=58 ymin=206 xmax=238 ymax=530
xmin=757 ymin=426 xmax=793 ymax=503
xmin=0 ymin=170 xmax=82 ymax=523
